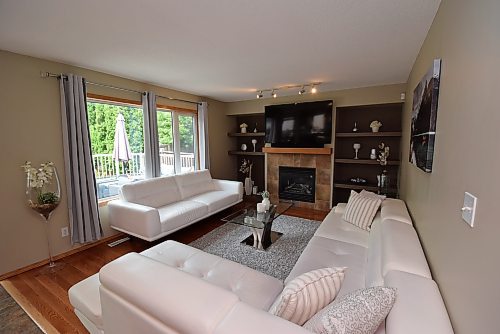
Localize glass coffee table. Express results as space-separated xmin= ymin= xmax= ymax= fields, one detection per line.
xmin=222 ymin=202 xmax=293 ymax=250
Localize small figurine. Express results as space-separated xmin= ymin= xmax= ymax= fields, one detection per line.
xmin=353 ymin=122 xmax=358 ymax=132
xmin=253 ymin=123 xmax=258 ymax=133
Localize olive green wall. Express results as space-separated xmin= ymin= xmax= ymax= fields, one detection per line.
xmin=226 ymin=83 xmax=406 ymax=115
xmin=0 ymin=50 xmax=230 ymax=276
xmin=400 ymin=0 xmax=500 ymax=332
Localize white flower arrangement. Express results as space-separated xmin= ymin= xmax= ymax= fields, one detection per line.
xmin=22 ymin=161 xmax=55 ymax=189
xmin=239 ymin=159 xmax=253 ymax=177
xmin=370 ymin=120 xmax=382 ymax=129
xmin=261 ymin=190 xmax=270 ymax=199
xmin=377 ymin=143 xmax=390 ymax=166
xmin=22 ymin=161 xmax=59 ymax=205
xmin=239 ymin=123 xmax=248 ymax=129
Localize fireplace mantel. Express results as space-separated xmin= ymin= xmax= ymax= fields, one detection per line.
xmin=262 ymin=147 xmax=332 ymax=155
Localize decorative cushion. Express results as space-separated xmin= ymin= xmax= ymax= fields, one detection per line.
xmin=342 ymin=191 xmax=382 ymax=231
xmin=360 ymin=190 xmax=386 ymax=201
xmin=269 ymin=267 xmax=345 ymax=326
xmin=304 ymin=287 xmax=397 ymax=334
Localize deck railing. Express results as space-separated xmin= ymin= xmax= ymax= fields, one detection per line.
xmin=92 ymin=152 xmax=195 ymax=180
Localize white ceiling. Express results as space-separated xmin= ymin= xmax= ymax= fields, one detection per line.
xmin=0 ymin=0 xmax=440 ymax=102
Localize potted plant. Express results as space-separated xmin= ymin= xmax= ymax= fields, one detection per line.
xmin=240 ymin=123 xmax=248 ymax=134
xmin=370 ymin=120 xmax=382 ymax=132
xmin=261 ymin=190 xmax=271 ymax=210
xmin=239 ymin=159 xmax=253 ymax=195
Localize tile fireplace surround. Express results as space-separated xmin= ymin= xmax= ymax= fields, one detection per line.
xmin=266 ymin=153 xmax=332 ymax=211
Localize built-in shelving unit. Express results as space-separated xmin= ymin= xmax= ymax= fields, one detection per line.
xmin=227 ymin=114 xmax=266 ymax=192
xmin=227 ymin=132 xmax=265 ymax=137
xmin=228 ymin=151 xmax=265 ymax=156
xmin=332 ymin=103 xmax=403 ymax=205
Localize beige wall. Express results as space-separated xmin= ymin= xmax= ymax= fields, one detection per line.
xmin=0 ymin=50 xmax=230 ymax=276
xmin=400 ymin=0 xmax=500 ymax=332
xmin=226 ymin=84 xmax=406 ymax=115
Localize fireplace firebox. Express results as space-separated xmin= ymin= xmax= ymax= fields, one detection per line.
xmin=279 ymin=166 xmax=316 ymax=203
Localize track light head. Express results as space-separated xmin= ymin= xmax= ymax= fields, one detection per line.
xmin=271 ymin=90 xmax=277 ymax=98
xmin=257 ymin=90 xmax=263 ymax=99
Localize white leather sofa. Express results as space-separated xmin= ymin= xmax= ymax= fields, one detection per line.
xmin=69 ymin=198 xmax=454 ymax=334
xmin=107 ymin=169 xmax=243 ymax=241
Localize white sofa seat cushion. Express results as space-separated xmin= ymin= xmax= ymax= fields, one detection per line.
xmin=141 ymin=241 xmax=283 ymax=310
xmin=68 ymin=274 xmax=103 ymax=331
xmin=314 ymin=210 xmax=375 ymax=248
xmin=157 ymin=200 xmax=208 ymax=232
xmin=175 ymin=169 xmax=216 ymax=199
xmin=384 ymin=271 xmax=454 ymax=334
xmin=120 ymin=175 xmax=181 ymax=208
xmin=188 ymin=190 xmax=241 ymax=213
xmin=381 ymin=219 xmax=431 ymax=279
xmin=381 ymin=199 xmax=412 ymax=225
xmin=286 ymin=236 xmax=366 ymax=297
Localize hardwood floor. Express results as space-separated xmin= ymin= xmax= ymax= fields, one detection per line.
xmin=1 ymin=200 xmax=328 ymax=333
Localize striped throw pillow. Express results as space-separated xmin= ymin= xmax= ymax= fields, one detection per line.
xmin=342 ymin=190 xmax=382 ymax=231
xmin=269 ymin=267 xmax=345 ymax=325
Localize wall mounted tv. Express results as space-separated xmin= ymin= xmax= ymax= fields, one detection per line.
xmin=265 ymin=100 xmax=333 ymax=148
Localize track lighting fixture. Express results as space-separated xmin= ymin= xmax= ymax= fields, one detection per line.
xmin=254 ymin=83 xmax=321 ymax=99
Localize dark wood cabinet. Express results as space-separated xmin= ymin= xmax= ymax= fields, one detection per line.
xmin=332 ymin=103 xmax=403 ymax=205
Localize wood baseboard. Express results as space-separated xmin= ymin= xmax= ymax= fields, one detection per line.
xmin=0 ymin=233 xmax=124 ymax=280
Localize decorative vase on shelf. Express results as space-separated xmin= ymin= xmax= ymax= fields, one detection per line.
xmin=370 ymin=120 xmax=382 ymax=133
xmin=22 ymin=162 xmax=61 ymax=268
xmin=244 ymin=177 xmax=252 ymax=196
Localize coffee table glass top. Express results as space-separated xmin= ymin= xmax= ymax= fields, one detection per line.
xmin=222 ymin=201 xmax=293 ymax=229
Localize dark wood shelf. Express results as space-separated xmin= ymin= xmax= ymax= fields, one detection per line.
xmin=228 ymin=132 xmax=265 ymax=137
xmin=228 ymin=151 xmax=265 ymax=156
xmin=336 ymin=132 xmax=402 ymax=138
xmin=334 ymin=159 xmax=400 ymax=166
xmin=334 ymin=183 xmax=398 ymax=193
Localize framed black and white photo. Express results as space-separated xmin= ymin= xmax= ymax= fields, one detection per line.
xmin=409 ymin=59 xmax=441 ymax=173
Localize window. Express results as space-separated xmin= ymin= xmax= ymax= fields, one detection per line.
xmin=86 ymin=95 xmax=200 ymax=201
xmin=87 ymin=99 xmax=145 ymax=200
xmin=157 ymin=108 xmax=198 ymax=175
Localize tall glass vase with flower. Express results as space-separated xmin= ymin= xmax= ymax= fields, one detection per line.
xmin=239 ymin=159 xmax=253 ymax=196
xmin=22 ymin=161 xmax=61 ymax=268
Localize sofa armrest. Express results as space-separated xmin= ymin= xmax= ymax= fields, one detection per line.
xmin=107 ymin=200 xmax=161 ymax=240
xmin=213 ymin=179 xmax=243 ymax=199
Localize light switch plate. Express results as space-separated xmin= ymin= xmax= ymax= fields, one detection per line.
xmin=462 ymin=192 xmax=477 ymax=227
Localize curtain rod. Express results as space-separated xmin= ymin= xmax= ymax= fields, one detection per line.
xmin=41 ymin=71 xmax=201 ymax=106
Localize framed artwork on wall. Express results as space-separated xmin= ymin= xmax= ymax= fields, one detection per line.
xmin=409 ymin=58 xmax=441 ymax=173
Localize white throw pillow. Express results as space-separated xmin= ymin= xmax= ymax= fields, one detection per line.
xmin=342 ymin=190 xmax=382 ymax=231
xmin=360 ymin=189 xmax=386 ymax=201
xmin=304 ymin=287 xmax=397 ymax=334
xmin=269 ymin=267 xmax=346 ymax=326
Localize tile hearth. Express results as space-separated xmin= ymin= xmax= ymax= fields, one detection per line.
xmin=267 ymin=153 xmax=332 ymax=211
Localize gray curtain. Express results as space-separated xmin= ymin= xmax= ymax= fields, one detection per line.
xmin=143 ymin=91 xmax=161 ymax=178
xmin=59 ymin=74 xmax=102 ymax=244
xmin=198 ymin=102 xmax=210 ymax=169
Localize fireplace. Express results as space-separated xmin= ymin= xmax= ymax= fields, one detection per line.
xmin=279 ymin=166 xmax=316 ymax=203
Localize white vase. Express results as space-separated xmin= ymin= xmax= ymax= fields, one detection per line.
xmin=371 ymin=126 xmax=380 ymax=133
xmin=241 ymin=127 xmax=247 ymax=133
xmin=244 ymin=177 xmax=252 ymax=195
xmin=262 ymin=197 xmax=271 ymax=210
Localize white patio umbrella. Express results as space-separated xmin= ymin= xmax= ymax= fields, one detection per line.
xmin=112 ymin=113 xmax=132 ymax=176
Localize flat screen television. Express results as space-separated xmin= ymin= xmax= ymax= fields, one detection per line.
xmin=265 ymin=100 xmax=333 ymax=148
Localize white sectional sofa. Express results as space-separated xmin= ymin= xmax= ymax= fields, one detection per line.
xmin=69 ymin=198 xmax=454 ymax=334
xmin=107 ymin=170 xmax=243 ymax=241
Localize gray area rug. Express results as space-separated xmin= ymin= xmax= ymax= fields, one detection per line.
xmin=0 ymin=285 xmax=42 ymax=334
xmin=189 ymin=214 xmax=320 ymax=281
